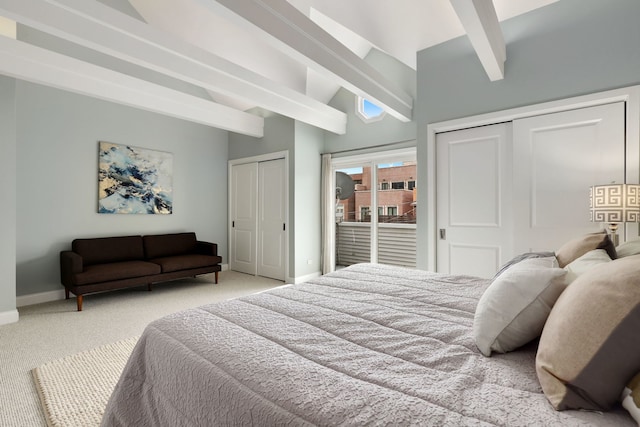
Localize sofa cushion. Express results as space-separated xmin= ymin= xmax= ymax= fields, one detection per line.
xmin=150 ymin=254 xmax=222 ymax=273
xmin=73 ymin=261 xmax=161 ymax=285
xmin=143 ymin=233 xmax=197 ymax=259
xmin=72 ymin=236 xmax=144 ymax=266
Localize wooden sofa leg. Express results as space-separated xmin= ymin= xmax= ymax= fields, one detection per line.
xmin=215 ymin=271 xmax=219 ymax=284
xmin=76 ymin=295 xmax=83 ymax=312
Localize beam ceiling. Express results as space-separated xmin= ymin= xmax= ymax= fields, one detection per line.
xmin=0 ymin=36 xmax=265 ymax=136
xmin=450 ymin=0 xmax=506 ymax=81
xmin=193 ymin=0 xmax=414 ymax=122
xmin=0 ymin=0 xmax=349 ymax=135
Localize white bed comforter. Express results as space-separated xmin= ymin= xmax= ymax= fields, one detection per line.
xmin=102 ymin=263 xmax=633 ymax=426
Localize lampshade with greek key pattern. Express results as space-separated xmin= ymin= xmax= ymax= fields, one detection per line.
xmin=589 ymin=184 xmax=640 ymax=223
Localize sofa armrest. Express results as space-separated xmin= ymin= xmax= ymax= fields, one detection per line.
xmin=195 ymin=241 xmax=218 ymax=257
xmin=60 ymin=251 xmax=83 ymax=286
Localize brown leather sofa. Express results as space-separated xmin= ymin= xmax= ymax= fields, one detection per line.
xmin=60 ymin=232 xmax=222 ymax=311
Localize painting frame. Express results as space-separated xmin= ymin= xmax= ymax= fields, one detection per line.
xmin=98 ymin=141 xmax=173 ymax=214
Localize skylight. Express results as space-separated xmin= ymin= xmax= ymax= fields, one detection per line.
xmin=356 ymin=96 xmax=386 ymax=123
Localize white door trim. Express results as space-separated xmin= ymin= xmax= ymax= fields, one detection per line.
xmin=426 ymin=85 xmax=640 ymax=271
xmin=228 ymin=151 xmax=289 ymax=280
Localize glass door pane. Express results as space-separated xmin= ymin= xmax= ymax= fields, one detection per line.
xmin=376 ymin=161 xmax=417 ymax=267
xmin=335 ymin=165 xmax=371 ymax=269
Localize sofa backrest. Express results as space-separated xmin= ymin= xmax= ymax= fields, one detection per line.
xmin=72 ymin=236 xmax=144 ymax=266
xmin=143 ymin=232 xmax=197 ymax=259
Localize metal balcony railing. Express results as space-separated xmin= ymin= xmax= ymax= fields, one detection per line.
xmin=336 ymin=222 xmax=416 ymax=268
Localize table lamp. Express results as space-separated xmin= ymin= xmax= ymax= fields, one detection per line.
xmin=590 ymin=183 xmax=640 ymax=246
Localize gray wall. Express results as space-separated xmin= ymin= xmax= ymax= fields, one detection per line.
xmin=324 ymin=48 xmax=417 ymax=154
xmin=0 ymin=76 xmax=17 ymax=316
xmin=415 ymin=0 xmax=640 ymax=269
xmin=15 ymin=82 xmax=228 ymax=297
xmin=293 ymin=122 xmax=323 ymax=278
xmin=228 ymin=114 xmax=295 ymax=161
xmin=229 ymin=115 xmax=324 ymax=281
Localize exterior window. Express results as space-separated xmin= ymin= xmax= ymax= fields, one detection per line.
xmin=360 ymin=206 xmax=370 ymax=221
xmin=387 ymin=206 xmax=398 ymax=216
xmin=336 ymin=204 xmax=344 ymax=223
xmin=355 ymin=96 xmax=386 ymax=123
xmin=391 ymin=181 xmax=405 ymax=190
xmin=407 ymin=180 xmax=416 ymax=190
xmin=378 ymin=206 xmax=384 ymax=216
xmin=380 ymin=182 xmax=390 ymax=190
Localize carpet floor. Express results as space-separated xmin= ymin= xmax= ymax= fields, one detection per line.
xmin=0 ymin=271 xmax=284 ymax=427
xmin=32 ymin=337 xmax=138 ymax=427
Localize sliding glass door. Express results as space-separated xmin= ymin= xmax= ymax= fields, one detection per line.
xmin=332 ymin=148 xmax=416 ymax=270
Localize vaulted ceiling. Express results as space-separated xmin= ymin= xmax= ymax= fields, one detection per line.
xmin=0 ymin=0 xmax=557 ymax=137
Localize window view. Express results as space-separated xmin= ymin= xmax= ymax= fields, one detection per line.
xmin=356 ymin=97 xmax=386 ymax=123
xmin=334 ymin=152 xmax=416 ymax=269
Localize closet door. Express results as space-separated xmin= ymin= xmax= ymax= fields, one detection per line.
xmin=512 ymin=102 xmax=625 ymax=253
xmin=257 ymin=159 xmax=286 ymax=280
xmin=230 ymin=162 xmax=258 ymax=275
xmin=436 ymin=123 xmax=512 ymax=278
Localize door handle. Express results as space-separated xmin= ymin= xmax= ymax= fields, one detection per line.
xmin=439 ymin=229 xmax=446 ymax=240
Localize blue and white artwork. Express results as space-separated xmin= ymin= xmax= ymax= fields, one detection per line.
xmin=98 ymin=142 xmax=173 ymax=214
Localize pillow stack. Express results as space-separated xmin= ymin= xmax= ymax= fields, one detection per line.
xmin=535 ymin=254 xmax=640 ymax=411
xmin=474 ymin=230 xmax=640 ymax=421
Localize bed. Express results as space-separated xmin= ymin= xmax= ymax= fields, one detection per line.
xmin=102 ymin=260 xmax=637 ymax=426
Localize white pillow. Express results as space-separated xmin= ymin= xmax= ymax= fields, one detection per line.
xmin=622 ymin=373 xmax=640 ymax=425
xmin=617 ymin=239 xmax=640 ymax=258
xmin=473 ymin=256 xmax=567 ymax=357
xmin=563 ymin=249 xmax=611 ymax=284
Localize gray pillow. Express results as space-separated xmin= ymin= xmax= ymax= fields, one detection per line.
xmin=494 ymin=251 xmax=555 ymax=279
xmin=475 ymin=256 xmax=567 ymax=357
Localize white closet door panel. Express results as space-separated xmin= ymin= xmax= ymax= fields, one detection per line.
xmin=258 ymin=159 xmax=286 ymax=280
xmin=449 ymin=137 xmax=500 ymax=227
xmin=449 ymin=244 xmax=500 ymax=279
xmin=231 ymin=162 xmax=258 ymax=275
xmin=513 ymin=102 xmax=625 ymax=253
xmin=437 ymin=123 xmax=512 ymax=278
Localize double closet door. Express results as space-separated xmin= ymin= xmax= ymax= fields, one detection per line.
xmin=436 ymin=102 xmax=625 ymax=278
xmin=230 ymin=158 xmax=286 ymax=281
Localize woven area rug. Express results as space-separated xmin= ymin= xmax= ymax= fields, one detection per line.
xmin=32 ymin=337 xmax=138 ymax=427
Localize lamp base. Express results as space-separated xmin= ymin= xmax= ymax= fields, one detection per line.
xmin=608 ymin=223 xmax=619 ymax=246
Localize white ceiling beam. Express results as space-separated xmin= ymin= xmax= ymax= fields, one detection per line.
xmin=0 ymin=35 xmax=264 ymax=137
xmin=450 ymin=0 xmax=505 ymax=81
xmin=0 ymin=0 xmax=347 ymax=134
xmin=195 ymin=0 xmax=414 ymax=122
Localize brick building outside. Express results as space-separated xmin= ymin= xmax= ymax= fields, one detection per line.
xmin=337 ymin=163 xmax=416 ymax=223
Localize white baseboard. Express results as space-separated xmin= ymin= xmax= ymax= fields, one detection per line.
xmin=221 ymin=263 xmax=229 ymax=271
xmin=17 ymin=289 xmax=66 ymax=307
xmin=0 ymin=309 xmax=19 ymax=325
xmin=292 ymin=271 xmax=321 ymax=284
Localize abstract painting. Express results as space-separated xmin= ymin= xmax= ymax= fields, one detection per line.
xmin=98 ymin=141 xmax=173 ymax=214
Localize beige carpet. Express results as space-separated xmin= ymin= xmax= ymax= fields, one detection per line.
xmin=32 ymin=336 xmax=139 ymax=427
xmin=2 ymin=271 xmax=284 ymax=427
